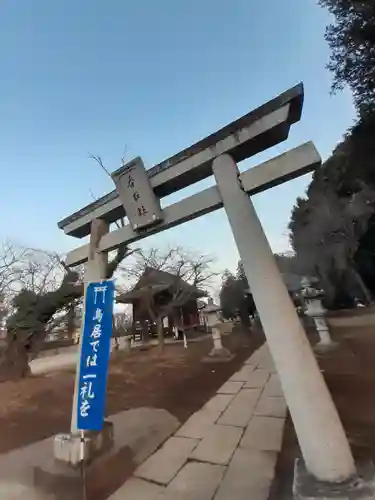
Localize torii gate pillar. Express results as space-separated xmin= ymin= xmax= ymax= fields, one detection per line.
xmin=70 ymin=218 xmax=109 ymax=434
xmin=212 ymin=154 xmax=356 ymax=484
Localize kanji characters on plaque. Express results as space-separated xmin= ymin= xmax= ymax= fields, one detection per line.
xmin=125 ymin=168 xmax=149 ymax=219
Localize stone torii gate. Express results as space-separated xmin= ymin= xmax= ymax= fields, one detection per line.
xmin=58 ymin=84 xmax=358 ymax=490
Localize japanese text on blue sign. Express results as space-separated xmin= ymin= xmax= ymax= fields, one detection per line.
xmin=77 ymin=280 xmax=115 ymax=431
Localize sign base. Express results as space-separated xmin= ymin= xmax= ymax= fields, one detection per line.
xmin=35 ymin=421 xmax=114 ymax=500
xmin=53 ymin=421 xmax=114 ymax=467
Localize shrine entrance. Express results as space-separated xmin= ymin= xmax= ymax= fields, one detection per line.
xmin=58 ymin=84 xmax=357 ymax=484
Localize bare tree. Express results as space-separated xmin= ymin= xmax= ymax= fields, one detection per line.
xmin=121 ymin=246 xmax=218 ymax=352
xmin=125 ymin=247 xmax=218 ymax=287
xmin=0 ymin=150 xmax=138 ymax=382
xmin=1 ymin=241 xmax=131 ymax=381
xmin=0 ymin=240 xmax=27 ymax=299
xmin=17 ymin=249 xmax=64 ymax=295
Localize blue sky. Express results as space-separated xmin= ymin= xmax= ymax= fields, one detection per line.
xmin=0 ymin=0 xmax=355 ymax=276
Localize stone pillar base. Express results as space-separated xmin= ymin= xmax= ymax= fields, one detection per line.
xmin=34 ymin=421 xmax=114 ymax=499
xmin=203 ymin=347 xmax=234 ymax=363
xmin=313 ymin=341 xmax=339 ymax=354
xmin=53 ymin=420 xmax=114 ymax=467
xmin=293 ymin=458 xmax=375 ymax=499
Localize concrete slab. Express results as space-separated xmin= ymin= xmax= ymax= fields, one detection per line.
xmin=135 ymin=437 xmax=199 ymax=485
xmin=0 ymin=482 xmax=54 ymax=500
xmin=109 ymin=408 xmax=180 ymax=465
xmin=256 ymin=355 xmax=277 ymax=372
xmin=229 ymin=365 xmax=256 ymax=382
xmin=217 ymin=381 xmax=244 ymax=395
xmin=217 ymin=389 xmax=262 ymax=427
xmin=243 ymin=369 xmax=270 ymax=388
xmin=214 ymin=448 xmax=277 ymax=500
xmin=0 ymin=407 xmax=179 ymax=500
xmin=254 ymin=396 xmax=288 ymax=419
xmin=250 ymin=345 xmax=277 ymax=371
xmin=160 ymin=461 xmax=225 ymax=500
xmin=263 ymin=374 xmax=284 ymax=397
xmin=0 ymin=438 xmax=52 ymax=487
xmin=250 ymin=344 xmax=270 ymax=362
xmin=240 ymin=416 xmax=285 ymax=452
xmin=108 ymin=477 xmax=165 ymax=500
xmin=246 ymin=351 xmax=263 ymax=366
xmin=175 ymin=410 xmax=219 ymax=439
xmin=203 ymin=394 xmax=235 ymax=414
xmin=244 ymin=356 xmax=256 ymax=365
xmin=190 ymin=424 xmax=243 ymax=465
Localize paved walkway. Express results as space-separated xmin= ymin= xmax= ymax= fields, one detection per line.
xmin=109 ymin=343 xmax=287 ymax=500
xmin=0 ymin=408 xmax=179 ymax=499
xmin=30 ymin=336 xmax=211 ymax=375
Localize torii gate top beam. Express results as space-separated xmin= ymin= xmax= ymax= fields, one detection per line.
xmin=58 ymin=83 xmax=304 ymax=238
xmin=65 ymin=142 xmax=320 ymax=267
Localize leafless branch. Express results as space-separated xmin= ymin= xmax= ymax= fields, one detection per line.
xmin=120 ymin=146 xmax=128 ymax=166
xmin=88 ymin=151 xmax=128 ymax=230
xmin=124 ymin=245 xmax=217 ymax=319
xmin=88 ymin=153 xmax=113 ymax=178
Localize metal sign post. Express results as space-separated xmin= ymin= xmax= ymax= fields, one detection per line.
xmin=75 ymin=279 xmax=115 ymax=499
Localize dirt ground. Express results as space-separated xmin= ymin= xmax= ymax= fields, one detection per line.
xmin=0 ymin=328 xmax=263 ymax=455
xmin=269 ymin=323 xmax=375 ymax=500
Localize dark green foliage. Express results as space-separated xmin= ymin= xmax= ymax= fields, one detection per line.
xmin=289 ymin=113 xmax=375 ymax=308
xmin=319 ymin=0 xmax=375 ymax=115
xmin=219 ymin=265 xmax=255 ymax=326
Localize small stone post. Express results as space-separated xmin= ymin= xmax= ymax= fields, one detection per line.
xmin=212 ymin=326 xmax=224 ymax=350
xmin=203 ymin=298 xmax=233 ymax=361
xmin=301 ymin=279 xmax=337 ymax=352
xmin=212 ymin=154 xmax=356 ymax=484
xmin=122 ymin=334 xmax=132 ymax=354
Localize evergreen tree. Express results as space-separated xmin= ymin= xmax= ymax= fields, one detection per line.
xmin=319 ymin=0 xmax=375 ymax=115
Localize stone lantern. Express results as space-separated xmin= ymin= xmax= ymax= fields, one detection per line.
xmin=202 ymin=298 xmax=221 ymax=329
xmin=301 ymin=278 xmax=336 ymax=351
xmin=202 ymin=298 xmax=233 ymax=361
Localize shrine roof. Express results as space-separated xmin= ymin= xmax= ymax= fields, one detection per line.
xmin=117 ymin=267 xmax=206 ymax=304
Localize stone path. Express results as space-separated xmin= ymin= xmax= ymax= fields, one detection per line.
xmin=0 ymin=408 xmax=179 ymax=499
xmin=109 ymin=343 xmax=287 ymax=500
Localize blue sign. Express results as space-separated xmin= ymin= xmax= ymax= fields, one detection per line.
xmin=77 ymin=280 xmax=115 ymax=431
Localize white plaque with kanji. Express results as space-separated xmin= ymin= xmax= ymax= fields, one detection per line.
xmin=111 ymin=157 xmax=164 ymax=231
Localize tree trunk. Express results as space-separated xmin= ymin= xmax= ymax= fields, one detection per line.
xmin=112 ymin=316 xmax=119 ymax=351
xmin=349 ymin=266 xmax=372 ymax=305
xmin=239 ymin=308 xmax=250 ymax=328
xmin=0 ymin=337 xmax=31 ymax=382
xmin=156 ymin=317 xmax=164 ymax=354
xmin=319 ymin=269 xmax=337 ymax=310
xmin=66 ymin=305 xmax=75 ymax=342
